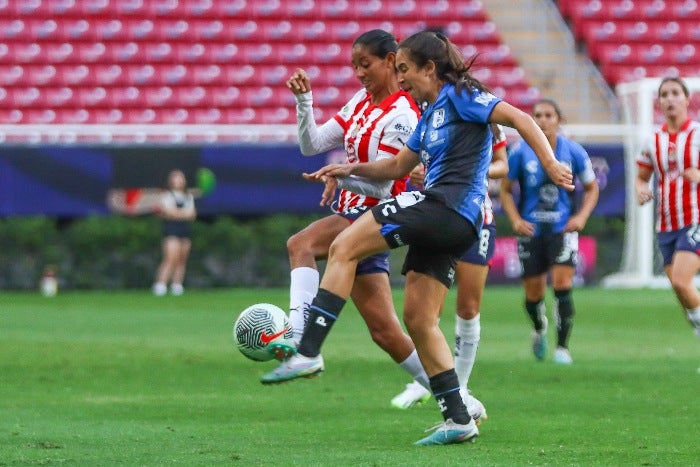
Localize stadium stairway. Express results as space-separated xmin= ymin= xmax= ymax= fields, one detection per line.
xmin=482 ymin=0 xmax=618 ymax=124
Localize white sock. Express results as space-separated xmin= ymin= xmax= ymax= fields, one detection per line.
xmin=686 ymin=306 xmax=700 ymax=339
xmin=289 ymin=267 xmax=319 ymax=344
xmin=454 ymin=314 xmax=481 ymax=389
xmin=398 ymin=350 xmax=430 ymax=391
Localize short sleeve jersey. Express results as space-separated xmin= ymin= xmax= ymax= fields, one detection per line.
xmin=636 ymin=119 xmax=700 ymax=232
xmin=161 ymin=189 xmax=195 ymax=213
xmin=507 ymin=134 xmax=596 ymax=236
xmin=333 ymin=88 xmax=421 ymax=212
xmin=405 ymin=83 xmax=501 ymax=228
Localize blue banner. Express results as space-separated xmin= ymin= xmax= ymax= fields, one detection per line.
xmin=0 ymin=143 xmax=625 ymax=218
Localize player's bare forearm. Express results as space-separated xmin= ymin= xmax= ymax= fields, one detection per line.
xmin=491 ymin=103 xmax=574 ymax=190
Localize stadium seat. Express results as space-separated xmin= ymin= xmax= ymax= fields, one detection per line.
xmin=0 ymin=0 xmax=540 ymax=125
xmin=76 ymin=86 xmax=109 ymax=107
xmin=210 ymin=86 xmax=242 ymax=107
xmin=190 ymin=107 xmax=225 ymax=124
xmin=0 ymin=65 xmax=24 ymax=85
xmin=257 ymin=106 xmax=294 ymax=123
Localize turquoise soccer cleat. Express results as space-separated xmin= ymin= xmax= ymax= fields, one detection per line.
xmin=414 ymin=418 xmax=479 ymax=446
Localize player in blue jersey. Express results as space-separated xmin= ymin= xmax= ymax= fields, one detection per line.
xmin=500 ymin=99 xmax=599 ymax=365
xmin=265 ymin=31 xmax=573 ymax=445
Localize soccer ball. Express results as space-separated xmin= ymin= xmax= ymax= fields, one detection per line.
xmin=233 ymin=303 xmax=292 ymax=362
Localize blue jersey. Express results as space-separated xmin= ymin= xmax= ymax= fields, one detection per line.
xmin=406 ymin=83 xmax=501 ymax=229
xmin=507 ymin=135 xmax=596 ymax=236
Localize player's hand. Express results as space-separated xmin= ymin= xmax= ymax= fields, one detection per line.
xmin=305 ymin=175 xmax=338 ymax=206
xmin=545 ymin=162 xmax=574 ymax=191
xmin=409 ymin=164 xmax=425 ymax=189
xmin=303 ymin=163 xmax=354 ymax=181
xmin=683 ymin=167 xmax=700 ymax=184
xmin=635 ymin=180 xmax=653 ymax=205
xmin=286 ymin=68 xmax=311 ymax=95
xmin=564 ymin=216 xmax=585 ymax=233
xmin=513 ymin=218 xmax=535 ymax=237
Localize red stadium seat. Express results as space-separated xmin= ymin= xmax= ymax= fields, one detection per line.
xmin=210 ymin=86 xmax=242 ymax=107
xmin=90 ymin=108 xmax=124 ymax=124
xmin=143 ymin=86 xmax=176 ymax=107
xmin=253 ymin=64 xmax=291 ymax=86
xmin=225 ymin=64 xmax=256 ymax=85
xmin=158 ymin=108 xmax=190 ymax=124
xmin=0 ymin=19 xmax=28 ymax=41
xmin=223 ymin=107 xmax=257 ymax=124
xmin=54 ymin=108 xmax=91 ymax=124
xmin=257 ymin=106 xmax=293 ymax=124
xmin=25 ymin=65 xmax=58 ymax=86
xmin=0 ymin=65 xmax=25 ymax=85
xmin=0 ymin=109 xmax=24 ymax=124
xmin=62 ymin=64 xmax=91 ymax=85
xmin=190 ymin=108 xmax=225 ymax=124
xmin=45 ymin=86 xmax=74 ymax=107
xmin=76 ymin=86 xmax=110 ymax=107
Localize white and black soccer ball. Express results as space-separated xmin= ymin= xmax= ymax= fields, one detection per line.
xmin=233 ymin=303 xmax=292 ymax=362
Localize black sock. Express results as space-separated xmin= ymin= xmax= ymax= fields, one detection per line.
xmin=554 ymin=289 xmax=575 ymax=348
xmin=429 ymin=370 xmax=470 ymax=425
xmin=525 ymin=299 xmax=546 ymax=332
xmin=297 ymin=288 xmax=346 ymax=358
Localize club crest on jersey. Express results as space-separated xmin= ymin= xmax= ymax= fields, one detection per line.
xmin=430 ymin=130 xmax=439 ymax=142
xmin=432 ymin=109 xmax=445 ymax=127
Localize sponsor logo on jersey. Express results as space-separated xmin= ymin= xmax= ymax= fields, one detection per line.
xmin=475 ymin=92 xmax=496 ymax=106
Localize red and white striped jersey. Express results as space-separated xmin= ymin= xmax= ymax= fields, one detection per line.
xmin=332 ymin=88 xmax=420 ymax=212
xmin=483 ymin=123 xmax=507 ymax=226
xmin=637 ymin=119 xmax=700 ymax=232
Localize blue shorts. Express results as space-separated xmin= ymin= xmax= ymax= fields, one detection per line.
xmin=460 ymin=223 xmax=496 ymax=266
xmin=657 ymin=225 xmax=700 ymax=266
xmin=337 ymin=206 xmax=390 ymax=276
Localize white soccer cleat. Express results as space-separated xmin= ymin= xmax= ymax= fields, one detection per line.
xmin=391 ymin=381 xmax=431 ymax=409
xmin=260 ymin=353 xmax=324 ymax=384
xmin=460 ymin=387 xmax=488 ymax=425
xmin=553 ymin=347 xmax=573 ymax=364
xmin=170 ymin=283 xmax=184 ymax=296
xmin=152 ymin=283 xmax=167 ymax=296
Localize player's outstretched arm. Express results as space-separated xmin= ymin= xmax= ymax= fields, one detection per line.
xmin=491 ymin=102 xmax=574 ymax=191
xmin=305 ymin=146 xmax=420 ymax=183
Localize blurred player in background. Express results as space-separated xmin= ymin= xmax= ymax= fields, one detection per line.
xmin=268 ymin=30 xmax=572 ymax=445
xmin=152 ymin=169 xmax=196 ymax=296
xmin=500 ymin=99 xmax=598 ymax=364
xmin=635 ymin=77 xmax=700 ymax=345
xmin=389 ymin=123 xmax=508 ymax=421
xmin=262 ymin=30 xmax=432 ymax=391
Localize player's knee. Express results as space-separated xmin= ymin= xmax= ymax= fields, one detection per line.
xmin=286 ymin=231 xmax=308 ymax=255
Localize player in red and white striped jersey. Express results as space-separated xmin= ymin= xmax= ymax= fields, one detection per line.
xmin=269 ymin=30 xmax=429 ymax=388
xmin=636 ymin=76 xmax=700 ymax=343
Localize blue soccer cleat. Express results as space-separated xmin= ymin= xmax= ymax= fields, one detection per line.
xmin=531 ymin=316 xmax=548 ymax=361
xmin=414 ymin=418 xmax=479 ymax=446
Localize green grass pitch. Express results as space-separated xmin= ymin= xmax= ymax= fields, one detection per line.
xmin=1 ymin=287 xmax=698 ymax=465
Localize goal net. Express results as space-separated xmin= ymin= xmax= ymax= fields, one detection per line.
xmin=601 ymin=77 xmax=700 ymax=288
